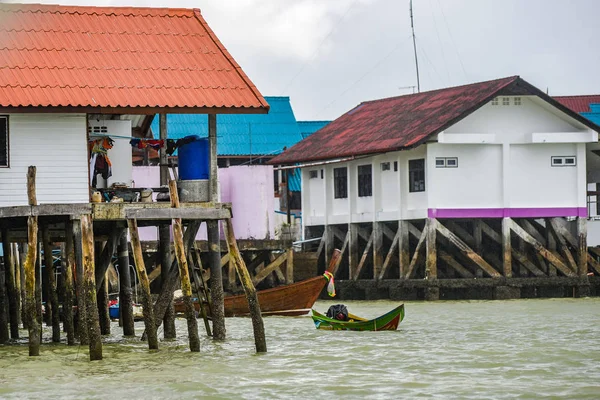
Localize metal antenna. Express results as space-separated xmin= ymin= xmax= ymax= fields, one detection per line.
xmin=410 ymin=0 xmax=421 ymax=92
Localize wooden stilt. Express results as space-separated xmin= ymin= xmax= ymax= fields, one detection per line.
xmin=25 ymin=166 xmax=40 ymax=355
xmin=324 ymin=225 xmax=335 ymax=270
xmin=439 ymin=250 xmax=474 ymax=278
xmin=73 ymin=219 xmax=88 ymax=345
xmin=127 ymin=218 xmax=159 ymax=350
xmin=372 ymin=222 xmax=383 ymax=279
xmin=63 ymin=222 xmax=76 ymax=345
xmin=81 ymin=214 xmax=102 ymax=361
xmin=189 ymin=244 xmax=212 ymax=337
xmin=405 ymin=221 xmax=427 ymax=279
xmin=0 ymin=228 xmax=8 ymax=344
xmin=208 ymin=220 xmax=226 ymax=341
xmin=502 ymin=217 xmax=512 ymax=278
xmin=97 ymin=266 xmax=111 ymax=336
xmin=117 ymin=234 xmax=135 ymax=336
xmin=158 ymin=224 xmax=176 ymax=339
xmin=3 ymin=229 xmax=18 ymax=339
xmin=18 ymin=244 xmax=27 ymax=330
xmin=94 ymin=229 xmax=122 ymax=292
xmin=12 ymin=242 xmax=22 ymax=333
xmin=168 ymin=180 xmax=200 ymax=352
xmin=379 ymin=225 xmax=400 ymax=280
xmin=398 ymin=221 xmax=409 ymax=279
xmin=577 ymin=217 xmax=587 ymax=277
xmin=35 ymin=241 xmax=42 ymax=339
xmin=42 ymin=227 xmax=61 ymax=343
xmin=547 ymin=218 xmax=577 ymax=272
xmin=355 ymin=230 xmax=373 ymax=280
xmin=426 ymin=219 xmax=437 ymax=279
xmin=223 ymin=218 xmax=267 ymax=353
xmin=473 ymin=220 xmax=484 ymax=278
xmin=348 ymin=224 xmax=359 ymax=280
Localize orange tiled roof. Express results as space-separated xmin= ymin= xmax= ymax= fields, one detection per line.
xmin=0 ymin=3 xmax=269 ymax=114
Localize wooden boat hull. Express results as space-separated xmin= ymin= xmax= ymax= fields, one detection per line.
xmin=175 ymin=274 xmax=328 ymax=317
xmin=311 ymin=304 xmax=405 ymax=331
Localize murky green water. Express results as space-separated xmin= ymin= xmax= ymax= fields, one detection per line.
xmin=1 ymin=298 xmax=599 ymax=399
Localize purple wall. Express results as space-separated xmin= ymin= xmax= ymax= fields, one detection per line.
xmin=132 ymin=165 xmax=275 ymax=241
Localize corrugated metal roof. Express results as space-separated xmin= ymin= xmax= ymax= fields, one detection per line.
xmin=0 ymin=3 xmax=268 ymax=113
xmin=297 ymin=120 xmax=331 ymax=138
xmin=287 ymin=168 xmax=302 ymax=192
xmin=271 ymin=76 xmax=600 ymax=164
xmin=554 ymin=95 xmax=600 ymax=113
xmin=151 ymin=96 xmax=303 ymax=156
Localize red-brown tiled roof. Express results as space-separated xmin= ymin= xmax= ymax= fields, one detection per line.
xmin=554 ymin=95 xmax=600 ymax=113
xmin=270 ymin=76 xmax=600 ymax=164
xmin=0 ymin=3 xmax=269 ymax=113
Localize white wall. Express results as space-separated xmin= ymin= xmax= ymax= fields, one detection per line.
xmin=427 ymin=143 xmax=503 ymax=209
xmin=0 ymin=114 xmax=89 ymax=206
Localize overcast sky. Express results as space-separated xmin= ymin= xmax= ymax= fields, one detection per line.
xmin=3 ymin=0 xmax=600 ymax=121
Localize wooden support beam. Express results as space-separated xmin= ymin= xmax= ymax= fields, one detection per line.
xmin=286 ymin=248 xmax=294 ymax=284
xmin=223 ymin=218 xmax=267 ymax=353
xmin=354 ymin=231 xmax=373 ymax=280
xmin=379 ymin=226 xmax=400 ymax=280
xmin=502 ymin=218 xmax=512 ymax=278
xmin=587 ymin=253 xmax=600 ymax=275
xmin=2 ymin=229 xmax=18 ymax=340
xmin=373 ymin=222 xmax=384 ymax=279
xmin=24 ymin=166 xmax=40 ymax=355
xmin=95 ymin=227 xmax=123 ymax=292
xmin=547 ymin=218 xmax=577 ymax=272
xmin=381 ymin=223 xmax=396 ymax=241
xmin=42 ymin=227 xmax=60 ymax=343
xmin=426 ymin=219 xmax=437 ymax=279
xmin=190 ymin=244 xmax=212 ymax=337
xmin=436 ymin=219 xmax=501 ymax=278
xmin=81 ymin=214 xmax=103 ymax=361
xmin=324 ymin=225 xmax=335 ymax=269
xmin=63 ymin=222 xmax=76 ymax=345
xmin=125 ymin=207 xmax=231 ymax=221
xmin=331 ymin=225 xmax=346 ymax=242
xmin=357 ymin=225 xmax=371 ymax=242
xmin=169 ymin=180 xmax=200 ymax=352
xmin=330 ymin=231 xmax=349 ymax=277
xmin=348 ymin=224 xmax=359 ymax=280
xmin=252 ymin=252 xmax=288 ymax=286
xmin=439 ymin=250 xmax=474 ymax=278
xmin=510 ymin=219 xmax=575 ymax=277
xmin=445 ymin=221 xmax=476 ymax=248
xmin=519 ymin=219 xmax=546 ymax=245
xmin=511 ymin=247 xmax=546 ymax=277
xmin=405 ymin=221 xmax=428 ymax=279
xmin=158 ymin=224 xmax=176 ymax=340
xmin=399 ymin=221 xmax=410 ymax=279
xmin=577 ymin=217 xmax=587 ymax=277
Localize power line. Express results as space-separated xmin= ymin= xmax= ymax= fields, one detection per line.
xmin=417 ymin=36 xmax=443 ymax=87
xmin=429 ymin=0 xmax=450 ymax=84
xmin=279 ymin=0 xmax=359 ymax=95
xmin=314 ymin=35 xmax=413 ymax=119
xmin=436 ymin=0 xmax=468 ymax=80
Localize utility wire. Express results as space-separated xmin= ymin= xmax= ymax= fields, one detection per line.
xmin=315 ymin=35 xmax=413 ymax=119
xmin=436 ymin=0 xmax=468 ymax=80
xmin=279 ymin=0 xmax=359 ymax=95
xmin=429 ymin=0 xmax=450 ymax=84
xmin=417 ymin=37 xmax=443 ymax=87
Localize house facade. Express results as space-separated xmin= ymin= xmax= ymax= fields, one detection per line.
xmin=271 ymin=77 xmax=600 ymax=297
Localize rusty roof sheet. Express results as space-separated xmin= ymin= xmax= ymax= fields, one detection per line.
xmin=270 ymin=76 xmax=600 ymax=165
xmin=0 ymin=3 xmax=269 ymax=113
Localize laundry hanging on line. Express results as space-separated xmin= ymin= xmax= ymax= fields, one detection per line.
xmin=89 ymin=137 xmax=114 ymax=187
xmin=129 ymin=138 xmax=165 ymax=150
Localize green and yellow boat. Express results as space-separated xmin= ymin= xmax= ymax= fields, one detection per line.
xmin=311 ymin=304 xmax=405 ymax=331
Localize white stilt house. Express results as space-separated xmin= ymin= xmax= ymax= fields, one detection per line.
xmin=271 ymin=77 xmax=600 ymax=291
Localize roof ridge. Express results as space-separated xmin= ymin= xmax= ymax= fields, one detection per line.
xmin=358 ymin=76 xmax=520 ymax=106
xmin=0 ymin=3 xmax=196 ymax=16
xmin=554 ymin=94 xmax=600 ymax=98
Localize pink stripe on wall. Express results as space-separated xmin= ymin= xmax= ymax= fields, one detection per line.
xmin=428 ymin=207 xmax=587 ymax=219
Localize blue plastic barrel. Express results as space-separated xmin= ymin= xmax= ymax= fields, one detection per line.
xmin=178 ymin=136 xmax=209 ymax=180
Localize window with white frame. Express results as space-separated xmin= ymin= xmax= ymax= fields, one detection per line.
xmin=514 ymin=97 xmax=522 ymax=106
xmin=551 ymin=156 xmax=576 ymax=167
xmin=0 ymin=116 xmax=8 ymax=167
xmin=491 ymin=97 xmax=499 ymax=106
xmin=502 ymin=97 xmax=510 ymax=106
xmin=309 ymin=170 xmax=318 ymax=179
xmin=381 ymin=162 xmax=390 ymax=171
xmin=435 ymin=157 xmax=458 ymax=168
xmin=358 ymin=164 xmax=372 ymax=197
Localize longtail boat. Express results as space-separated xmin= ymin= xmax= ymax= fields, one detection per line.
xmin=311 ymin=304 xmax=405 ymax=331
xmin=176 ymin=249 xmax=342 ymax=317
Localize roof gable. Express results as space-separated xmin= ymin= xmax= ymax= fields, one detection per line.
xmin=150 ymin=97 xmax=303 ymax=156
xmin=0 ymin=3 xmax=268 ymax=113
xmin=271 ymin=76 xmax=600 ymax=164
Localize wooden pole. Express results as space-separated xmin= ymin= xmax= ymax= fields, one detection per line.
xmin=72 ymin=219 xmax=88 ymax=345
xmin=190 ymin=244 xmax=212 ymax=337
xmin=42 ymin=227 xmax=61 ymax=343
xmin=12 ymin=242 xmax=22 ymax=332
xmin=426 ymin=219 xmax=437 ymax=279
xmin=80 ymin=214 xmax=102 ymax=361
xmin=577 ymin=217 xmax=588 ymax=277
xmin=117 ymin=234 xmax=135 ymax=336
xmin=94 ymin=241 xmax=111 ymax=336
xmin=399 ymin=221 xmax=410 ymax=279
xmin=25 ymin=166 xmax=40 ymax=355
xmin=127 ymin=218 xmax=159 ymax=350
xmin=18 ymin=244 xmax=27 ymax=330
xmin=208 ymin=113 xmax=226 ymax=341
xmin=4 ymin=230 xmax=19 ymax=339
xmin=35 ymin=241 xmax=42 ymax=340
xmin=63 ymin=222 xmax=76 ymax=345
xmin=223 ymin=218 xmax=267 ymax=353
xmin=372 ymin=222 xmax=383 ymax=279
xmin=168 ymin=180 xmax=200 ymax=352
xmin=159 ymin=224 xmax=176 ymax=339
xmin=0 ymin=229 xmax=8 ymax=344
xmin=502 ymin=217 xmax=512 ymax=278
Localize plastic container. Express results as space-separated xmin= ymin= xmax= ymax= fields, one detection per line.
xmin=178 ymin=136 xmax=209 ymax=180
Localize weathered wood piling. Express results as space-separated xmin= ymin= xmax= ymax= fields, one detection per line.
xmin=81 ymin=214 xmax=102 ymax=361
